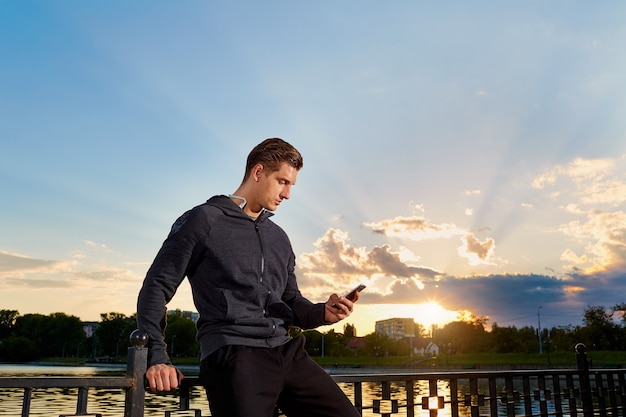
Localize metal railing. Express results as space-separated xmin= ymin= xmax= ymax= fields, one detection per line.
xmin=0 ymin=335 xmax=147 ymax=417
xmin=1 ymin=332 xmax=625 ymax=417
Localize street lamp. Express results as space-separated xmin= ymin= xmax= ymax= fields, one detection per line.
xmin=538 ymin=306 xmax=543 ymax=355
xmin=170 ymin=335 xmax=176 ymax=356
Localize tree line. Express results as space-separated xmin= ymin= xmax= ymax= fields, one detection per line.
xmin=302 ymin=304 xmax=626 ymax=358
xmin=1 ymin=304 xmax=625 ymax=362
xmin=0 ymin=309 xmax=200 ymax=362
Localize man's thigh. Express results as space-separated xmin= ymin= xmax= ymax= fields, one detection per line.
xmin=200 ymin=345 xmax=283 ymax=417
xmin=277 ymin=338 xmax=361 ymax=417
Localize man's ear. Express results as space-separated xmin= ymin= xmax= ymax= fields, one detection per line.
xmin=253 ymin=164 xmax=264 ymax=182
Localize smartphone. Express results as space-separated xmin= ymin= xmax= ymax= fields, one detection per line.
xmin=345 ymin=284 xmax=366 ymax=301
xmin=333 ymin=284 xmax=366 ymax=307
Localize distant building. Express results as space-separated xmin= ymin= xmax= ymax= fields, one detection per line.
xmin=346 ymin=337 xmax=367 ymax=350
xmin=82 ymin=322 xmax=99 ymax=338
xmin=167 ymin=309 xmax=199 ymax=323
xmin=375 ymin=318 xmax=417 ymax=340
xmin=413 ymin=339 xmax=439 ymax=356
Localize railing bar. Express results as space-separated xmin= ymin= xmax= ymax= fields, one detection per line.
xmin=76 ymin=386 xmax=89 ymax=414
xmin=429 ymin=377 xmax=438 ymax=417
xmin=488 ymin=376 xmax=498 ymax=417
xmin=469 ymin=377 xmax=479 ymax=417
xmin=596 ymin=372 xmax=608 ymax=417
xmin=179 ymin=381 xmax=191 ymax=410
xmin=565 ymin=373 xmax=578 ymax=417
xmin=0 ymin=377 xmax=131 ymax=389
xmin=450 ymin=377 xmax=459 ymax=417
xmin=405 ymin=380 xmax=414 ymax=417
xmin=354 ymin=381 xmax=363 ymax=415
xmin=552 ymin=373 xmax=564 ymax=417
xmin=618 ymin=372 xmax=626 ymax=417
xmin=522 ymin=375 xmax=533 ymax=417
xmin=504 ymin=375 xmax=515 ymax=417
xmin=538 ymin=374 xmax=549 ymax=417
xmin=21 ymin=387 xmax=33 ymax=417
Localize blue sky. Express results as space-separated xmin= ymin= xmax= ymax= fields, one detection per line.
xmin=1 ymin=1 xmax=625 ymax=336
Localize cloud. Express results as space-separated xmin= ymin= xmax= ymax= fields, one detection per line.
xmin=365 ymin=269 xmax=626 ymax=328
xmin=0 ymin=250 xmax=73 ymax=276
xmin=297 ymin=228 xmax=442 ymax=298
xmin=363 ymin=216 xmax=466 ymax=240
xmin=532 ymin=157 xmax=615 ymax=190
xmin=3 ymin=277 xmax=75 ymax=289
xmin=0 ymin=250 xmax=139 ymax=290
xmin=559 ymin=209 xmax=626 ymax=272
xmin=532 ymin=155 xmax=626 ymax=273
xmin=457 ymin=233 xmax=496 ymax=265
xmin=465 ymin=189 xmax=481 ymax=196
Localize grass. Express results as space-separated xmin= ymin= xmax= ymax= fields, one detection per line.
xmin=310 ymin=350 xmax=626 ymax=369
xmin=38 ymin=350 xmax=626 ymax=369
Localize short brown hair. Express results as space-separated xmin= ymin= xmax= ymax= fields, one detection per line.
xmin=244 ymin=138 xmax=303 ymax=181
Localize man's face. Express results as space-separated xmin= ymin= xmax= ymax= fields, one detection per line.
xmin=256 ymin=162 xmax=299 ymax=212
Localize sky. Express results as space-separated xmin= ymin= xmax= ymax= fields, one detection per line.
xmin=1 ymin=1 xmax=626 ymax=338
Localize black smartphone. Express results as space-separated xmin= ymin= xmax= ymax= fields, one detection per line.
xmin=345 ymin=284 xmax=366 ymax=301
xmin=333 ymin=284 xmax=366 ymax=307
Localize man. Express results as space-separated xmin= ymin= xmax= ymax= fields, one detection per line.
xmin=137 ymin=138 xmax=361 ymax=417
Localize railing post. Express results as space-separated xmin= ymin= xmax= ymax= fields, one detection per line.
xmin=575 ymin=343 xmax=593 ymax=417
xmin=125 ymin=330 xmax=148 ymax=417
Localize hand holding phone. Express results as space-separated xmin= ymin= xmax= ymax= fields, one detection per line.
xmin=332 ymin=284 xmax=366 ymax=307
xmin=345 ymin=284 xmax=366 ymax=302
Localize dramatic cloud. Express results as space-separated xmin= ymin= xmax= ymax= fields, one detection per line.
xmin=297 ymin=228 xmax=442 ymax=298
xmin=363 ymin=215 xmax=499 ymax=266
xmin=532 ymin=155 xmax=626 ymax=273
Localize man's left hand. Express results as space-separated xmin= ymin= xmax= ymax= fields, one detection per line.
xmin=324 ymin=292 xmax=358 ymax=323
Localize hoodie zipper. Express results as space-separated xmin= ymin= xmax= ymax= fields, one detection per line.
xmin=255 ymin=221 xmax=273 ymax=322
xmin=255 ymin=222 xmax=265 ymax=282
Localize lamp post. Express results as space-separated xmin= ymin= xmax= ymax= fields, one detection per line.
xmin=538 ymin=306 xmax=543 ymax=354
xmin=170 ymin=335 xmax=176 ymax=356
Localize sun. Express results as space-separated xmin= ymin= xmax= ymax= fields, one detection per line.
xmin=344 ymin=301 xmax=459 ymax=336
xmin=409 ymin=301 xmax=459 ymax=328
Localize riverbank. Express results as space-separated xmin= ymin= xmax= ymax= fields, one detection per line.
xmin=11 ymin=349 xmax=626 ymax=371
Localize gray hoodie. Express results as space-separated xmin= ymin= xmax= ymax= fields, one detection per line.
xmin=137 ymin=195 xmax=326 ymax=367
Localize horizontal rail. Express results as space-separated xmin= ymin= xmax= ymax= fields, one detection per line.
xmin=0 ymin=376 xmax=132 ymax=389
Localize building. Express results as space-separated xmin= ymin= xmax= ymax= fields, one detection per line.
xmin=375 ymin=318 xmax=417 ymax=340
xmin=167 ymin=309 xmax=199 ymax=323
xmin=82 ymin=322 xmax=99 ymax=338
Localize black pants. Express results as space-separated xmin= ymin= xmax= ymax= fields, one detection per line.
xmin=199 ymin=336 xmax=361 ymax=417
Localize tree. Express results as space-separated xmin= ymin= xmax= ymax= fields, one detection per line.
xmin=1 ymin=336 xmax=37 ymax=361
xmin=344 ymin=323 xmax=356 ymax=338
xmin=96 ymin=312 xmax=136 ymax=358
xmin=435 ymin=317 xmax=488 ymax=354
xmin=303 ymin=330 xmax=324 ymax=356
xmin=577 ymin=305 xmax=620 ymax=350
xmin=0 ymin=309 xmax=19 ymax=339
xmin=364 ymin=332 xmax=393 ymax=357
xmin=47 ymin=312 xmax=86 ymax=357
xmin=13 ymin=313 xmax=50 ymax=358
xmin=490 ymin=323 xmax=519 ymax=353
xmin=11 ymin=312 xmax=85 ymax=359
xmin=164 ymin=313 xmax=200 ymax=358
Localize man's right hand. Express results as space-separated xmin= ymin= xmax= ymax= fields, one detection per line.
xmin=145 ymin=363 xmax=184 ymax=391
